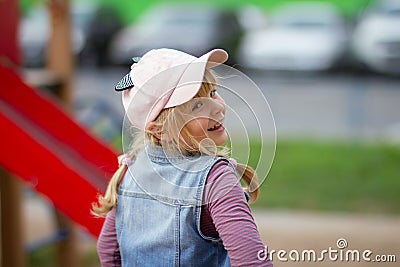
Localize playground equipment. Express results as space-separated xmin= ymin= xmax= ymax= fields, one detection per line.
xmin=0 ymin=65 xmax=118 ymax=237
xmin=1 ymin=1 xmax=119 ymax=265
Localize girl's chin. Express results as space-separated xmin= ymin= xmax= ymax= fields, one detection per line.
xmin=211 ymin=132 xmax=228 ymax=146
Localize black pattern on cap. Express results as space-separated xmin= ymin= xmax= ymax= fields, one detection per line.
xmin=115 ymin=73 xmax=134 ymax=91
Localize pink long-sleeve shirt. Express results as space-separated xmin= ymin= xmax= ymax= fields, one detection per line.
xmin=97 ymin=161 xmax=273 ymax=267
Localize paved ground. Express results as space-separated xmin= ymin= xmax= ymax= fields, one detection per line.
xmin=253 ymin=209 xmax=400 ymax=267
xmin=24 ymin=197 xmax=399 ymax=267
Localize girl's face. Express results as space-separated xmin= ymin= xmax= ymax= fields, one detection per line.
xmin=180 ymin=88 xmax=227 ymax=147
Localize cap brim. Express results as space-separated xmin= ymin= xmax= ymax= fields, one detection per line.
xmin=164 ymin=49 xmax=228 ymax=108
xmin=115 ymin=72 xmax=134 ymax=91
xmin=199 ymin=48 xmax=229 ymax=68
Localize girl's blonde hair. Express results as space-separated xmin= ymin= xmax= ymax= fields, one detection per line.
xmin=92 ymin=70 xmax=260 ymax=217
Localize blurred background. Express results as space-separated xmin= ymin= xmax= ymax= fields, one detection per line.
xmin=2 ymin=0 xmax=400 ymax=266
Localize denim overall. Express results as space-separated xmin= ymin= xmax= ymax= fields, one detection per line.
xmin=116 ymin=145 xmax=232 ymax=267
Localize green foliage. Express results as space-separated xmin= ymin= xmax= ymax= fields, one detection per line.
xmin=28 ymin=246 xmax=55 ymax=267
xmin=251 ymin=140 xmax=400 ymax=214
xmin=29 ymin=243 xmax=100 ymax=267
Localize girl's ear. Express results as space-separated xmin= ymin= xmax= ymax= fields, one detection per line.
xmin=146 ymin=121 xmax=162 ymax=140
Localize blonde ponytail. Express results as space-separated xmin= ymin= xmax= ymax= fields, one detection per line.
xmin=91 ymin=164 xmax=127 ymax=217
xmin=236 ymin=163 xmax=260 ymax=204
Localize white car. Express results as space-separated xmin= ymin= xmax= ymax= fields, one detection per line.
xmin=351 ymin=0 xmax=400 ymax=75
xmin=238 ymin=2 xmax=347 ymax=71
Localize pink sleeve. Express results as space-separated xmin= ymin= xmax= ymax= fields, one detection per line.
xmin=97 ymin=208 xmax=121 ymax=267
xmin=204 ymin=160 xmax=273 ymax=267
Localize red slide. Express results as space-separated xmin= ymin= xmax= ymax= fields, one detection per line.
xmin=0 ymin=66 xmax=119 ymax=237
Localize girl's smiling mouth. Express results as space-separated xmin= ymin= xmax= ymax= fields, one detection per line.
xmin=207 ymin=123 xmax=224 ymax=132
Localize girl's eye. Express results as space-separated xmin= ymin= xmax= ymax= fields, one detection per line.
xmin=192 ymin=101 xmax=203 ymax=111
xmin=210 ymin=89 xmax=217 ymax=98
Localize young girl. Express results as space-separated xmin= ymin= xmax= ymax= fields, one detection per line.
xmin=92 ymin=48 xmax=273 ymax=267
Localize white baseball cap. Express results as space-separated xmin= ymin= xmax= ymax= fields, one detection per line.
xmin=115 ymin=48 xmax=228 ymax=130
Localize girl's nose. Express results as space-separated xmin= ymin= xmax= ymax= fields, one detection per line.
xmin=211 ymin=95 xmax=226 ymax=116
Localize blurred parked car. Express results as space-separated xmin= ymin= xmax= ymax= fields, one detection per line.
xmin=351 ymin=0 xmax=400 ymax=75
xmin=78 ymin=5 xmax=123 ymax=66
xmin=236 ymin=5 xmax=268 ymax=32
xmin=19 ymin=6 xmax=58 ymax=67
xmin=108 ymin=3 xmax=243 ymax=66
xmin=19 ymin=4 xmax=122 ymax=67
xmin=238 ymin=2 xmax=348 ymax=72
